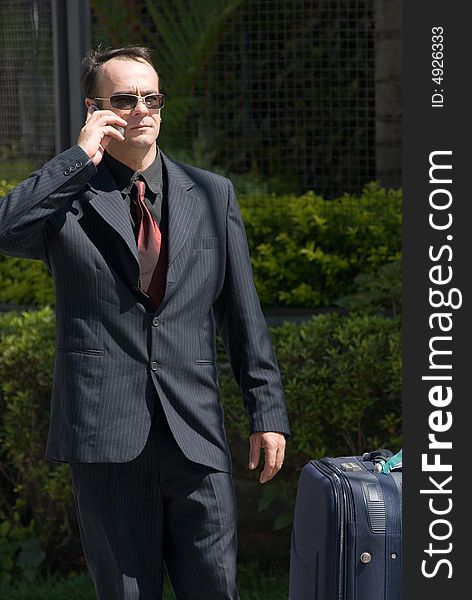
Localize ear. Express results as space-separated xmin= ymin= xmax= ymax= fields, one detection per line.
xmin=85 ymin=97 xmax=94 ymax=109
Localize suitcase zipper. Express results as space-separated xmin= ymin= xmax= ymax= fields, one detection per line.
xmin=312 ymin=459 xmax=355 ymax=600
xmin=321 ymin=459 xmax=355 ymax=523
xmin=323 ymin=459 xmax=356 ymax=599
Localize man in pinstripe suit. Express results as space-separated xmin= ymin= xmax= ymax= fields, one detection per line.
xmin=0 ymin=46 xmax=290 ymax=599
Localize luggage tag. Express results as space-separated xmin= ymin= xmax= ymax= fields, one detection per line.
xmin=381 ymin=449 xmax=402 ymax=473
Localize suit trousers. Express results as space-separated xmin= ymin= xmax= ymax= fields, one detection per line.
xmin=69 ymin=405 xmax=240 ymax=600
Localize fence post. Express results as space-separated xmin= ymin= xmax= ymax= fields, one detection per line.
xmin=52 ymin=0 xmax=91 ymax=154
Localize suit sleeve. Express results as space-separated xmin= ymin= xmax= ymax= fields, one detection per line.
xmin=0 ymin=146 xmax=95 ymax=260
xmin=214 ymin=180 xmax=290 ymax=437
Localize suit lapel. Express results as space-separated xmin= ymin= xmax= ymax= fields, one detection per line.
xmin=158 ymin=152 xmax=201 ymax=309
xmin=84 ymin=162 xmax=140 ymax=285
xmin=161 ymin=152 xmax=200 ymax=267
xmin=83 ymin=152 xmax=201 ymax=306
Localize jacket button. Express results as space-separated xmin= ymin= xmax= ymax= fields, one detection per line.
xmin=75 ymin=161 xmax=83 ymax=168
xmin=63 ymin=170 xmax=70 ymax=176
xmin=150 ymin=361 xmax=159 ymax=371
xmin=152 ymin=317 xmax=160 ymax=327
xmin=69 ymin=165 xmax=76 ymax=172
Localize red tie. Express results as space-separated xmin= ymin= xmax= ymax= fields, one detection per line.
xmin=133 ymin=179 xmax=167 ymax=306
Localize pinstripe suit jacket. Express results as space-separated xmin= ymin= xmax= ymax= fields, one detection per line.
xmin=0 ymin=146 xmax=290 ymax=472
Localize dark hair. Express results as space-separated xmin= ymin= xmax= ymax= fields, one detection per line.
xmin=80 ymin=46 xmax=156 ymax=97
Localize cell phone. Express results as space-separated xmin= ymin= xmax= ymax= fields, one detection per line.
xmin=90 ymin=103 xmax=125 ymax=137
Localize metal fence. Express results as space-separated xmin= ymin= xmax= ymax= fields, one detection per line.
xmin=191 ymin=0 xmax=378 ymax=196
xmin=0 ymin=0 xmax=401 ymax=198
xmin=0 ymin=0 xmax=55 ymax=179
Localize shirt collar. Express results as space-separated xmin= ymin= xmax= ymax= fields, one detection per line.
xmin=140 ymin=150 xmax=162 ymax=195
xmin=104 ymin=147 xmax=163 ymax=196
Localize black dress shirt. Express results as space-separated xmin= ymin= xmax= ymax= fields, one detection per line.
xmin=104 ymin=149 xmax=168 ymax=244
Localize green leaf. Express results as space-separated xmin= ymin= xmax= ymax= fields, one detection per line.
xmin=17 ymin=537 xmax=46 ymax=571
xmin=258 ymin=484 xmax=279 ymax=512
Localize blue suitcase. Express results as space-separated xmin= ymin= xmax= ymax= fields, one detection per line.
xmin=289 ymin=451 xmax=402 ymax=599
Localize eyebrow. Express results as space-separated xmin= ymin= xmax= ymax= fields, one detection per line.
xmin=111 ymin=90 xmax=159 ymax=95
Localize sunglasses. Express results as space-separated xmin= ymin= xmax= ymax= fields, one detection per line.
xmin=92 ymin=93 xmax=165 ymax=110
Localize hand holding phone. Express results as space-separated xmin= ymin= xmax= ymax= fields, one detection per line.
xmin=90 ymin=104 xmax=125 ymax=137
xmin=77 ymin=104 xmax=127 ymax=166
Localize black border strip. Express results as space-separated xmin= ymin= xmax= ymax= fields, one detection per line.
xmin=403 ymin=1 xmax=469 ymax=596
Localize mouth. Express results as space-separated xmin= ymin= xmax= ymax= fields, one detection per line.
xmin=131 ymin=124 xmax=152 ymax=130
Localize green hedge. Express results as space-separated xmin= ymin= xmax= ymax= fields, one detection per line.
xmin=240 ymin=182 xmax=402 ymax=307
xmin=0 ymin=180 xmax=55 ymax=307
xmin=0 ymin=308 xmax=70 ymax=582
xmin=221 ymin=312 xmax=401 ymax=462
xmin=0 ymin=307 xmax=401 ymax=576
xmin=1 ymin=179 xmax=401 ymax=309
xmin=221 ymin=311 xmax=402 ymax=532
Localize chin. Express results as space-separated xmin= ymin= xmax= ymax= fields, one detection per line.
xmin=126 ymin=133 xmax=158 ymax=148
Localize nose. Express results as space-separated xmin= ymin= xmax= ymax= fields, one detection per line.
xmin=131 ymin=97 xmax=150 ymax=116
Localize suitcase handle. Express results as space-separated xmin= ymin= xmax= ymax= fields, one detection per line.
xmin=362 ymin=448 xmax=394 ymax=463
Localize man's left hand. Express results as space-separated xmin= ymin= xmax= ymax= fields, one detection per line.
xmin=248 ymin=432 xmax=286 ymax=484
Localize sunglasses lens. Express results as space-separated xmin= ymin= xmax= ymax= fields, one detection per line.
xmin=108 ymin=94 xmax=165 ymax=110
xmin=109 ymin=95 xmax=137 ymax=109
xmin=145 ymin=94 xmax=164 ymax=109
